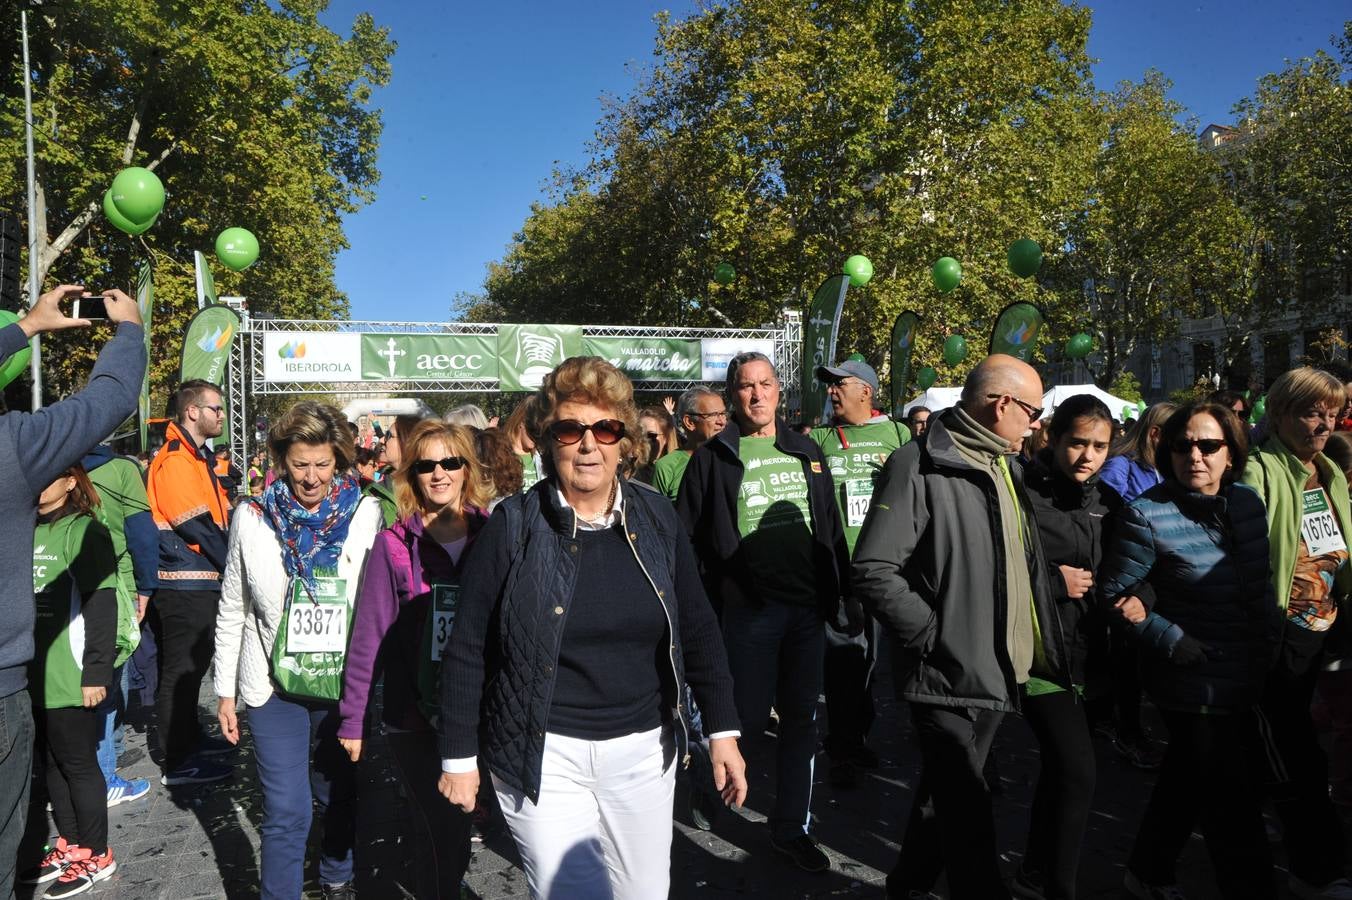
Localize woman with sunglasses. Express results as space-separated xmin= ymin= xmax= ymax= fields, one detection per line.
xmin=436 ymin=356 xmax=746 ymax=900
xmin=214 ymin=402 xmax=385 ymax=899
xmin=337 ymin=419 xmax=491 ymax=898
xmin=1239 ymin=367 xmax=1352 ymax=900
xmin=1097 ymin=401 xmax=1279 ymax=899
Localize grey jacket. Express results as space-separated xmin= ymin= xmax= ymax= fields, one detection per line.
xmin=851 ymin=410 xmax=1069 ymax=711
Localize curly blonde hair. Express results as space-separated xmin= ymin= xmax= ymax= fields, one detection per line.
xmin=527 ymin=356 xmax=643 ymax=479
xmin=268 ymin=402 xmax=356 ymax=471
xmin=394 ymin=419 xmax=492 ymax=520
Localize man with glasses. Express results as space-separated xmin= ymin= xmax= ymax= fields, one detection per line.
xmin=145 ymin=379 xmax=234 ymax=785
xmin=854 ymin=354 xmax=1064 ymax=899
xmin=676 ymin=352 xmax=856 ymax=873
xmin=654 ymin=387 xmax=727 ymax=500
xmin=810 ymin=358 xmax=910 ymax=787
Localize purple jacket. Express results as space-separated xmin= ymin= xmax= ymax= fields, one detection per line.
xmin=338 ymin=508 xmax=488 ymax=737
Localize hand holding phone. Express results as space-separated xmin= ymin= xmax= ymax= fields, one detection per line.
xmin=72 ymin=293 xmax=109 ymax=320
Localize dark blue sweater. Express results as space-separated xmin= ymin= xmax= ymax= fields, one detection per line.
xmin=0 ymin=322 xmax=147 ymax=698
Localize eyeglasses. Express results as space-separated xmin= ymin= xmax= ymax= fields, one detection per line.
xmin=987 ymin=394 xmax=1044 ymax=422
xmin=547 ymin=419 xmax=626 ymax=445
xmin=196 ymin=404 xmax=225 ymax=415
xmin=412 ymin=456 xmax=466 ymax=475
xmin=1169 ymin=438 xmax=1227 ymax=456
xmin=687 ymin=410 xmax=728 ymax=421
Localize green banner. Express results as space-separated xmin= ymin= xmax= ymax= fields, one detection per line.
xmin=801 ymin=274 xmax=850 ymax=424
xmin=360 ymin=334 xmax=498 ymax=381
xmin=890 ymin=310 xmax=920 ymax=418
xmin=989 ymin=301 xmax=1045 ymax=363
xmin=180 ymin=305 xmax=240 ymax=444
xmin=581 ymin=337 xmax=701 ymax=381
xmin=136 ymin=260 xmax=153 ymax=451
xmin=194 ymin=251 xmax=217 ymax=309
xmin=497 ymin=324 xmax=582 ymax=392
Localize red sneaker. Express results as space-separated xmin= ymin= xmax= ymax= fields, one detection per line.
xmin=18 ymin=837 xmax=79 ymax=885
xmin=44 ymin=847 xmax=117 ymax=898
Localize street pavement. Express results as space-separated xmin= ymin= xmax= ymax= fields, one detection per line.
xmin=17 ymin=655 xmax=1352 ymax=899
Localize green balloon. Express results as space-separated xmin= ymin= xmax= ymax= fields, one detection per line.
xmin=103 ymin=190 xmax=156 ymax=236
xmin=216 ymin=227 xmax=260 ymax=272
xmin=843 ymin=254 xmax=873 ymax=288
xmin=1065 ymin=332 xmax=1094 ymax=359
xmin=0 ymin=310 xmax=31 ymax=388
xmin=713 ymin=262 xmax=736 ymax=285
xmin=916 ymin=366 xmax=938 ymax=390
xmin=1122 ymin=405 xmax=1134 ymax=421
xmin=109 ymin=167 xmax=165 ymax=225
xmin=1007 ymin=239 xmax=1043 ymax=278
xmin=931 ymin=256 xmax=962 ymax=293
xmin=1252 ymin=397 xmax=1267 ymax=420
xmin=942 ymin=334 xmax=968 ymax=367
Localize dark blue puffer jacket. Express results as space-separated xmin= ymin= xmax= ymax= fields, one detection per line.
xmin=1097 ymin=480 xmax=1280 ymax=711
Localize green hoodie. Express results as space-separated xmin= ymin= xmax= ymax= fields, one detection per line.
xmin=1241 ymin=435 xmax=1352 ymax=613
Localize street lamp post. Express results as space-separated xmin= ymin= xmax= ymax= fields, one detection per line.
xmin=21 ymin=4 xmax=43 ymax=410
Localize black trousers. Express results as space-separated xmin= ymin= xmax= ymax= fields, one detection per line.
xmin=889 ymin=704 xmax=1008 ymax=900
xmin=1255 ymin=623 xmax=1347 ymax=885
xmin=149 ymin=589 xmax=219 ymax=772
xmin=822 ymin=617 xmax=880 ymax=759
xmin=1128 ymin=708 xmax=1274 ymax=898
xmin=40 ymin=706 xmax=107 ymax=855
xmin=386 ymin=731 xmax=473 ymax=899
xmin=1021 ymin=689 xmax=1096 ymax=900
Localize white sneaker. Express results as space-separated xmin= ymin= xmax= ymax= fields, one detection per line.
xmin=1290 ymin=876 xmax=1352 ymax=900
xmin=1124 ymin=870 xmax=1187 ymax=900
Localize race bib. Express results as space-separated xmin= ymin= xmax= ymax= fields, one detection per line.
xmin=285 ymin=577 xmax=350 ymax=654
xmin=845 ymin=478 xmax=874 ymax=527
xmin=429 ymin=583 xmax=460 ymax=662
xmin=1301 ymin=489 xmax=1347 ymax=558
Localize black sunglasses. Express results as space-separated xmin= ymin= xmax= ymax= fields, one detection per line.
xmin=1169 ymin=438 xmax=1227 ymax=456
xmin=412 ymin=456 xmax=466 ymax=475
xmin=547 ymin=419 xmax=626 ymax=446
xmin=987 ymin=393 xmax=1044 ymax=422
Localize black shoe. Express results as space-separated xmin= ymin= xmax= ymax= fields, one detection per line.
xmin=830 ymin=760 xmax=858 ymax=788
xmin=116 ymin=747 xmax=145 ymax=769
xmin=769 ymin=834 xmax=830 ymax=873
xmin=321 ymin=882 xmax=356 ymax=899
xmin=196 ymin=735 xmax=236 ymax=757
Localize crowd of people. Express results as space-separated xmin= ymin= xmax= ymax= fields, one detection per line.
xmin=0 ymin=282 xmax=1350 ymax=900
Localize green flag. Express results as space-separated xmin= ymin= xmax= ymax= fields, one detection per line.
xmin=801 ymin=274 xmax=850 ymax=424
xmin=890 ymin=311 xmax=920 ymax=418
xmin=989 ymin=301 xmax=1045 ymax=362
xmin=194 ymin=251 xmax=217 ymax=309
xmin=136 ymin=260 xmax=153 ymax=451
xmin=180 ymin=305 xmax=240 ymax=444
xmin=497 ymin=324 xmax=582 ymax=392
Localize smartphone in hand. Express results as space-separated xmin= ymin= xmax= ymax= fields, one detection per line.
xmin=72 ymin=294 xmax=109 ymax=320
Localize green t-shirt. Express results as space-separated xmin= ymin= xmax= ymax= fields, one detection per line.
xmin=519 ymin=453 xmax=544 ymax=492
xmin=87 ymin=456 xmax=150 ymax=600
xmin=810 ymin=420 xmax=909 ymax=555
xmin=32 ymin=513 xmax=119 ymax=709
xmin=736 ymin=437 xmax=816 ymax=606
xmin=653 ymin=450 xmax=692 ymax=501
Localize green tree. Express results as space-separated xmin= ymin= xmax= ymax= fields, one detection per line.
xmin=0 ymin=0 xmax=393 ymax=404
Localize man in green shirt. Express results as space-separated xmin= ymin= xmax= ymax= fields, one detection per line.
xmin=810 ymin=359 xmax=909 ymax=787
xmin=653 ymin=387 xmax=727 ymax=500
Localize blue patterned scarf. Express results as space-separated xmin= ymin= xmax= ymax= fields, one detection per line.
xmin=259 ymin=474 xmax=363 ymax=602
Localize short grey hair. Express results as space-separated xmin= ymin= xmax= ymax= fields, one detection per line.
xmin=724 ymin=351 xmax=778 ymax=400
xmin=674 ymin=386 xmax=723 ymax=440
xmin=443 ymin=403 xmax=489 ymax=430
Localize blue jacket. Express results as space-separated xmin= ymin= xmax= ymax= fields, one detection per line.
xmin=438 ymin=479 xmax=739 ymax=802
xmin=1097 ymin=480 xmax=1280 ymax=711
xmin=1099 ymin=455 xmax=1162 ymax=503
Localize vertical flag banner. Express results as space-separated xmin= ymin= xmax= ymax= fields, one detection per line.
xmin=180 ymin=304 xmax=240 ymax=444
xmin=890 ymin=310 xmax=920 ymax=418
xmin=800 ymin=274 xmax=850 ymax=424
xmin=989 ymin=301 xmax=1046 ymax=363
xmin=136 ymin=260 xmax=154 ymax=450
xmin=496 ymin=324 xmax=582 ymax=392
xmin=194 ymin=251 xmax=217 ymax=310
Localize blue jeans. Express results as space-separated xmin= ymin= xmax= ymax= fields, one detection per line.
xmin=721 ymin=601 xmax=824 ymax=840
xmin=248 ymin=693 xmax=357 ymax=898
xmin=95 ymin=666 xmax=129 ymax=782
xmin=0 ymin=689 xmax=34 ymax=899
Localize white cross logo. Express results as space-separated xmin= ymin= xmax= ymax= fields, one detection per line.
xmin=809 ymin=314 xmax=832 ymax=330
xmin=379 ymin=338 xmax=406 ymax=377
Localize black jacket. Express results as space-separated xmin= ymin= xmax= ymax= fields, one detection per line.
xmin=1022 ymin=450 xmax=1123 ymax=688
xmin=675 ymin=418 xmax=856 ymax=631
xmin=438 ymin=478 xmax=738 ymax=803
xmin=852 ymin=411 xmax=1071 ymax=711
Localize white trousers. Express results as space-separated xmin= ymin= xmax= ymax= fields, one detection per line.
xmin=493 ymin=726 xmax=676 ymax=900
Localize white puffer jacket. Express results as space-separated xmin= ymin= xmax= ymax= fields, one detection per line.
xmin=213 ymin=495 xmax=384 ymax=709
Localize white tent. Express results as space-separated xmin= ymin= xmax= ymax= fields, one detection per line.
xmin=902 ymin=387 xmax=963 ymax=415
xmin=1041 ymin=384 xmax=1135 ymax=420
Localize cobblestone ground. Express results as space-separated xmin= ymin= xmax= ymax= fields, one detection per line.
xmin=17 ymin=657 xmax=1352 ymax=899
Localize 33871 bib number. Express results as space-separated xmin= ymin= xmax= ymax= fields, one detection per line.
xmin=1301 ymin=488 xmax=1347 ymax=558
xmin=286 ymin=578 xmax=349 ymax=654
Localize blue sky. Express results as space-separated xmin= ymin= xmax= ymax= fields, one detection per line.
xmin=320 ymin=0 xmax=1348 ymax=324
